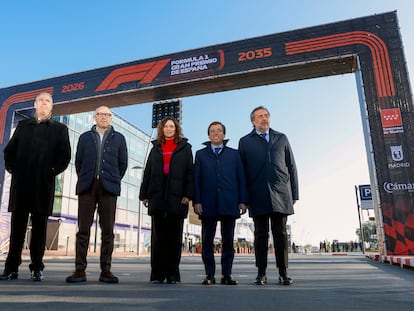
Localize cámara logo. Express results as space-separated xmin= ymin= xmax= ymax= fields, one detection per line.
xmin=383 ymin=182 xmax=414 ymax=193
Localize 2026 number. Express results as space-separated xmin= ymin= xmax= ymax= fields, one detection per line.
xmin=62 ymin=82 xmax=85 ymax=93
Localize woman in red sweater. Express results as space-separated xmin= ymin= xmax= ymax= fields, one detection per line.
xmin=140 ymin=117 xmax=194 ymax=283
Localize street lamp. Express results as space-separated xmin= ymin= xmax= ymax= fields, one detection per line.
xmin=132 ymin=165 xmax=143 ymax=255
xmin=354 ymin=185 xmax=366 ymax=254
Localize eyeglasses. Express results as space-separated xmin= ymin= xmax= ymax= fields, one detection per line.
xmin=96 ymin=112 xmax=112 ymax=117
xmin=209 ymin=129 xmax=223 ymax=134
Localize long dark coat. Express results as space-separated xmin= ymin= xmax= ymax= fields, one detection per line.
xmin=139 ymin=138 xmax=194 ymax=218
xmin=193 ymin=140 xmax=248 ymax=218
xmin=4 ymin=118 xmax=71 ymax=216
xmin=238 ymin=128 xmax=298 ymax=217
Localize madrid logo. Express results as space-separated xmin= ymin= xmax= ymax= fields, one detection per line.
xmin=391 ymin=145 xmax=403 ymax=161
xmin=388 ymin=145 xmax=410 ymax=169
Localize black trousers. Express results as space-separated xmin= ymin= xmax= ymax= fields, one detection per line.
xmin=5 ymin=211 xmax=48 ymax=272
xmin=75 ymin=179 xmax=117 ymax=272
xmin=253 ymin=213 xmax=288 ymax=273
xmin=150 ymin=214 xmax=184 ymax=282
xmin=201 ymin=216 xmax=236 ymax=277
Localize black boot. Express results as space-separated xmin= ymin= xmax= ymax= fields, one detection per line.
xmin=255 ymin=267 xmax=267 ymax=285
xmin=278 ymin=267 xmax=292 ymax=285
xmin=0 ymin=270 xmax=18 ymax=280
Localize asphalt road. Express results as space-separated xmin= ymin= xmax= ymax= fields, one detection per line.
xmin=0 ymin=253 xmax=413 ymax=310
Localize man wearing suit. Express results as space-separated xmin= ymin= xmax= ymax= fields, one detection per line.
xmin=194 ymin=121 xmax=248 ymax=285
xmin=238 ymin=106 xmax=299 ymax=286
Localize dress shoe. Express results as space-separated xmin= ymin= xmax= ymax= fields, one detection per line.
xmin=150 ymin=279 xmax=165 ymax=283
xmin=279 ymin=275 xmax=293 ymax=285
xmin=0 ymin=270 xmax=18 ymax=280
xmin=31 ymin=270 xmax=44 ymax=282
xmin=278 ymin=267 xmax=293 ymax=285
xmin=66 ymin=270 xmax=86 ymax=283
xmin=99 ymin=271 xmax=119 ymax=283
xmin=221 ymin=275 xmax=237 ymax=285
xmin=202 ymin=275 xmax=216 ymax=285
xmin=254 ymin=274 xmax=267 ymax=285
xmin=166 ymin=275 xmax=177 ymax=284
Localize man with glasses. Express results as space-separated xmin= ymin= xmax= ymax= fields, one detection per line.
xmin=66 ymin=106 xmax=128 ymax=284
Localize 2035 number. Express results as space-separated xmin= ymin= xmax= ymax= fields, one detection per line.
xmin=238 ymin=48 xmax=272 ymax=61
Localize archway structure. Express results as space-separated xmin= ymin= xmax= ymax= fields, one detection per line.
xmin=0 ymin=11 xmax=413 ymax=255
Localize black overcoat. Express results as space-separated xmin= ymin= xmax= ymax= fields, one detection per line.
xmin=139 ymin=138 xmax=194 ymax=218
xmin=4 ymin=118 xmax=71 ymax=216
xmin=238 ymin=128 xmax=298 ymax=217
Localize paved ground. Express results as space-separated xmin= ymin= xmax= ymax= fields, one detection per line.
xmin=0 ymin=253 xmax=413 ymax=310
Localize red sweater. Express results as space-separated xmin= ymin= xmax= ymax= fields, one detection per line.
xmin=162 ymin=138 xmax=178 ymax=174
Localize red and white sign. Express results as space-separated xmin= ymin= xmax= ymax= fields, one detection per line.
xmin=380 ymin=108 xmax=402 ymax=127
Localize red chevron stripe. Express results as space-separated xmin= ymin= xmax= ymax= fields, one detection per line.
xmin=285 ymin=31 xmax=395 ymax=97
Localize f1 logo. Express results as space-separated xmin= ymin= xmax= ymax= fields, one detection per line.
xmin=95 ymin=59 xmax=170 ymax=92
xmin=359 ymin=185 xmax=372 ymax=201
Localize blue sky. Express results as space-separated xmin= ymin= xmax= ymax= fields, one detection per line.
xmin=1 ymin=1 xmax=413 ymax=246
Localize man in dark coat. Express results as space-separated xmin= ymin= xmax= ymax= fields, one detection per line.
xmin=66 ymin=106 xmax=128 ymax=284
xmin=194 ymin=121 xmax=248 ymax=285
xmin=0 ymin=92 xmax=71 ymax=281
xmin=238 ymin=106 xmax=299 ymax=286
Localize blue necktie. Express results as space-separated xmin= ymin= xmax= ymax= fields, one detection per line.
xmin=260 ymin=133 xmax=267 ymax=142
xmin=214 ymin=147 xmax=221 ymax=157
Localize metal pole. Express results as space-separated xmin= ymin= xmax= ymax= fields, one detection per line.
xmin=131 ymin=167 xmax=143 ymax=255
xmin=48 ymin=218 xmax=64 ymax=250
xmin=354 ymin=185 xmax=365 ymax=254
xmin=136 ymin=127 xmax=156 ymax=256
xmin=137 ymin=201 xmax=142 ymax=255
xmin=93 ymin=212 xmax=98 ymax=253
xmin=66 ymin=236 xmax=69 ymax=256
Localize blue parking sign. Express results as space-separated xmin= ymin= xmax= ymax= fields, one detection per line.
xmin=359 ymin=185 xmax=372 ymax=201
